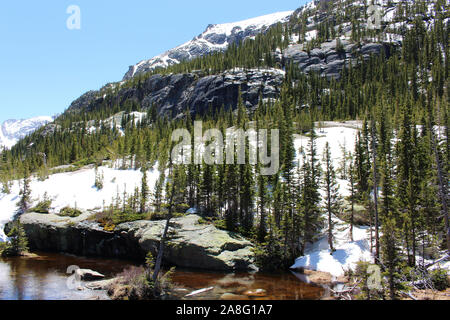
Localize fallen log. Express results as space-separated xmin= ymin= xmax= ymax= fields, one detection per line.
xmin=400 ymin=291 xmax=418 ymax=300
xmin=185 ymin=287 xmax=214 ymax=297
xmin=425 ymin=254 xmax=449 ymax=269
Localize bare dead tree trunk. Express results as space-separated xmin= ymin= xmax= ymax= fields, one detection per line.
xmin=152 ymin=180 xmax=175 ymax=283
xmin=350 ymin=163 xmax=355 ymax=242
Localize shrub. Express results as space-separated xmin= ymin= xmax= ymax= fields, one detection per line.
xmin=93 ymin=209 xmax=147 ymax=231
xmin=253 ymin=238 xmax=291 ymax=272
xmin=213 ymin=219 xmax=227 ymax=230
xmin=30 ymin=199 xmax=52 ymax=214
xmin=147 ymin=212 xmax=168 ymax=221
xmin=148 ymin=211 xmax=184 ymax=221
xmin=107 ymin=252 xmax=174 ymax=300
xmin=430 ymin=269 xmax=449 ymax=291
xmin=59 ymin=206 xmax=82 ymax=217
xmin=94 ymin=168 xmax=104 ymax=190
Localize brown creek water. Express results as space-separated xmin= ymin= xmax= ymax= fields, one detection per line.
xmin=0 ymin=252 xmax=326 ymax=300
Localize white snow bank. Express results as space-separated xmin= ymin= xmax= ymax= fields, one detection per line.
xmin=291 ymin=216 xmax=373 ymax=277
xmin=0 ymin=192 xmax=20 ymax=242
xmin=0 ymin=164 xmax=161 ymax=241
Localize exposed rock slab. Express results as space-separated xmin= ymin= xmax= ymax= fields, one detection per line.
xmin=15 ymin=213 xmax=256 ymax=272
xmin=283 ymin=39 xmax=395 ymax=80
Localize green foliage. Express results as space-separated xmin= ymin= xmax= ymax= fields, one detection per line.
xmin=213 ymin=219 xmax=227 ymax=230
xmin=0 ymin=242 xmax=7 ymax=256
xmin=381 ymin=217 xmax=404 ymax=299
xmin=59 ymin=206 xmax=82 ymax=218
xmin=17 ymin=166 xmax=32 ymax=214
xmin=352 ymin=261 xmax=384 ymax=300
xmin=29 ymin=193 xmax=52 ymax=214
xmin=1 ymin=178 xmax=11 ymax=194
xmin=253 ymin=236 xmax=291 ymax=272
xmin=430 ymin=269 xmax=449 ymax=291
xmin=29 ymin=200 xmax=52 ymax=214
xmin=94 ymin=167 xmax=104 ymax=190
xmin=2 ymin=221 xmax=29 ymax=257
xmin=107 ymin=257 xmax=175 ymax=300
xmin=94 ymin=209 xmax=144 ymax=230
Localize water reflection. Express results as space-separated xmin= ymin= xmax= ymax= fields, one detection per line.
xmin=171 ymin=269 xmax=325 ymax=300
xmin=0 ymin=253 xmax=326 ymax=300
xmin=0 ymin=252 xmax=133 ymax=300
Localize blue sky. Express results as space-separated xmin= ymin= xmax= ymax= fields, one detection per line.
xmin=0 ymin=0 xmax=306 ymax=123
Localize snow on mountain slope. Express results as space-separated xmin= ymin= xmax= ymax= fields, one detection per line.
xmin=0 ymin=162 xmax=161 ymax=241
xmin=123 ymin=11 xmax=293 ymax=80
xmin=0 ymin=116 xmax=53 ymax=149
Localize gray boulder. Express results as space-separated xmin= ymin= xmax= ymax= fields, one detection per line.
xmin=16 ymin=213 xmax=257 ymax=272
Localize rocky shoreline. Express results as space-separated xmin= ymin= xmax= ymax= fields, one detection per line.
xmin=5 ymin=213 xmax=257 ymax=272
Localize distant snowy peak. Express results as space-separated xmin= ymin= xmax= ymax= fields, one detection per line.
xmin=123 ymin=11 xmax=293 ymax=80
xmin=0 ymin=116 xmax=53 ymax=149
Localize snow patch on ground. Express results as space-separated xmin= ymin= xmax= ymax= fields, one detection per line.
xmin=0 ymin=163 xmax=161 ymax=241
xmin=291 ymin=122 xmax=375 ymax=277
xmin=291 ymin=217 xmax=373 ymax=277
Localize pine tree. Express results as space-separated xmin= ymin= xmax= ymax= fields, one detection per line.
xmin=322 ymin=142 xmax=343 ymax=253
xmin=224 ymin=163 xmax=239 ymax=231
xmin=355 ymin=129 xmax=370 ymax=201
xmin=5 ymin=221 xmax=29 ymax=256
xmin=348 ymin=159 xmax=357 ymax=241
xmin=94 ymin=166 xmax=104 ymax=190
xmin=257 ymin=174 xmax=268 ymax=243
xmin=240 ymin=161 xmax=254 ymax=235
xmin=140 ymin=168 xmax=149 ymax=214
xmin=17 ymin=165 xmax=32 ymax=214
xmin=153 ymin=172 xmax=165 ymax=213
xmin=370 ymin=118 xmax=380 ymax=263
xmin=201 ymin=163 xmax=214 ymax=215
xmin=300 ymin=125 xmax=322 ymax=255
xmin=381 ymin=217 xmax=402 ymax=300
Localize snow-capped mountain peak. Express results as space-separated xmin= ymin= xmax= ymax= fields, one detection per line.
xmin=0 ymin=116 xmax=53 ymax=149
xmin=123 ymin=11 xmax=293 ymax=80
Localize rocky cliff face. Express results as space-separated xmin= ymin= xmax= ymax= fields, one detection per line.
xmin=11 ymin=213 xmax=256 ymax=271
xmin=123 ymin=11 xmax=293 ymax=80
xmin=69 ymin=68 xmax=285 ymax=119
xmin=283 ymin=39 xmax=395 ymax=80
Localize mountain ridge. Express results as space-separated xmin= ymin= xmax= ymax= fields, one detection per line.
xmin=0 ymin=116 xmax=53 ymax=149
xmin=122 ymin=11 xmax=294 ymax=80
